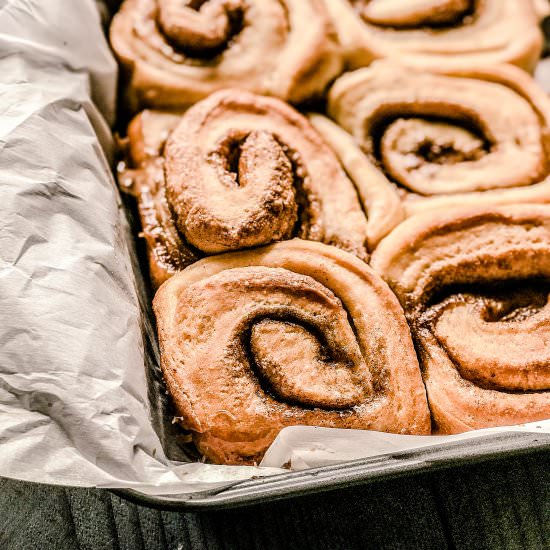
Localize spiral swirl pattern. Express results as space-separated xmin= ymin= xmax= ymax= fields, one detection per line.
xmin=323 ymin=0 xmax=542 ymax=72
xmin=371 ymin=205 xmax=550 ymax=433
xmin=121 ymin=90 xmax=370 ymax=287
xmin=110 ymin=0 xmax=342 ymax=110
xmin=313 ymin=62 xmax=550 ymax=236
xmin=154 ymin=239 xmax=430 ymax=464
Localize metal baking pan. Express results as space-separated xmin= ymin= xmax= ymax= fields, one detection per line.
xmin=114 ymin=432 xmax=550 ymax=511
xmin=113 ymin=195 xmax=550 ymax=511
xmin=110 ymin=8 xmax=550 ymax=511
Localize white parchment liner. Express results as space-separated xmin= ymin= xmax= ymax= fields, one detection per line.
xmin=0 ymin=0 xmax=547 ymax=498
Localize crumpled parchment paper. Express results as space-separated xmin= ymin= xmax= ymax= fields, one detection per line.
xmin=0 ymin=0 xmax=547 ymax=499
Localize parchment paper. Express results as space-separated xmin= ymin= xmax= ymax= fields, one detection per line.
xmin=261 ymin=421 xmax=550 ymax=470
xmin=0 ymin=0 xmax=547 ymax=499
xmin=0 ymin=0 xmax=282 ymax=496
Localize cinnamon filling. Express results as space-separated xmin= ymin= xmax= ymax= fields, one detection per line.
xmin=328 ymin=63 xmax=548 ymax=198
xmin=415 ymin=280 xmax=550 ymax=392
xmin=244 ymin=312 xmax=371 ymax=410
xmin=156 ymin=0 xmax=246 ymax=59
xmin=352 ymin=0 xmax=478 ymax=30
xmin=366 ymin=113 xmax=492 ymax=192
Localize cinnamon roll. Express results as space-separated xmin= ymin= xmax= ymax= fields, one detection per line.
xmin=371 ymin=205 xmax=550 ymax=433
xmin=154 ymin=239 xmax=430 ymax=464
xmin=110 ymin=0 xmax=342 ymax=110
xmin=312 ymin=62 xmax=550 ymax=239
xmin=119 ymin=109 xmax=198 ymax=288
xmin=120 ymin=89 xmax=370 ymax=288
xmin=323 ymin=0 xmax=542 ymax=72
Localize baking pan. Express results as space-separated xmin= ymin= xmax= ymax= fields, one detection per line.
xmin=114 ymin=432 xmax=550 ymax=510
xmin=0 ymin=0 xmax=547 ymax=513
xmin=113 ymin=195 xmax=550 ymax=511
xmin=107 ymin=9 xmax=550 ymax=511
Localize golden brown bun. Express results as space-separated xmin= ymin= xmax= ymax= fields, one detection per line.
xmin=120 ymin=109 xmax=198 ymax=288
xmin=110 ymin=0 xmax=343 ymax=111
xmin=120 ymin=89 xmax=370 ymax=288
xmin=311 ymin=62 xmax=550 ymax=245
xmin=323 ymin=0 xmax=542 ymax=73
xmin=154 ymin=239 xmax=430 ymax=464
xmin=371 ymin=205 xmax=550 ymax=433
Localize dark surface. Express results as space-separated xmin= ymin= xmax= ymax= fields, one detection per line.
xmin=1 ymin=451 xmax=548 ymax=549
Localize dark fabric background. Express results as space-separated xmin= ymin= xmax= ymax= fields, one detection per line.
xmin=1 ymin=451 xmax=548 ymax=549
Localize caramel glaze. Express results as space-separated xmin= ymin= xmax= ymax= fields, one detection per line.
xmin=154 ymin=239 xmax=430 ymax=464
xmin=371 ymin=205 xmax=550 ymax=433
xmin=120 ymin=90 xmax=370 ymax=288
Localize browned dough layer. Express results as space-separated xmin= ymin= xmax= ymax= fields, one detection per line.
xmin=119 ymin=90 xmax=368 ymax=286
xmin=110 ymin=0 xmax=343 ymax=111
xmin=371 ymin=205 xmax=550 ymax=433
xmin=311 ymin=62 xmax=550 ymax=244
xmin=119 ymin=110 xmax=198 ymax=288
xmin=119 ymin=89 xmax=370 ymax=288
xmin=154 ymin=239 xmax=430 ymax=464
xmin=323 ymin=0 xmax=542 ymax=72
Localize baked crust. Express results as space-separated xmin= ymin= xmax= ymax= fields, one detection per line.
xmin=154 ymin=239 xmax=430 ymax=464
xmin=371 ymin=205 xmax=550 ymax=433
xmin=323 ymin=0 xmax=542 ymax=72
xmin=120 ymin=89 xmax=370 ymax=288
xmin=120 ymin=109 xmax=198 ymax=288
xmin=311 ymin=62 xmax=550 ymax=245
xmin=110 ymin=0 xmax=343 ymax=111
